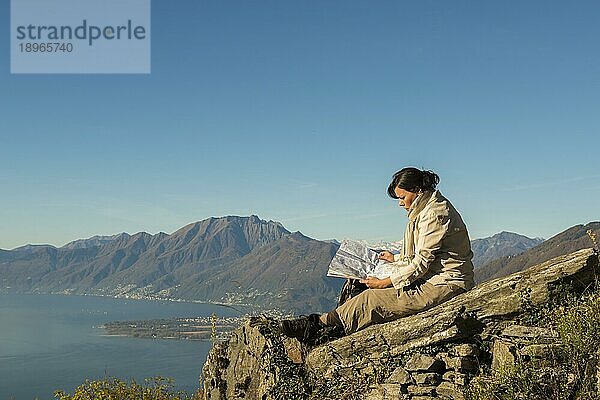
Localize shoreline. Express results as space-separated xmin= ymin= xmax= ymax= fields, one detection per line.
xmin=0 ymin=291 xmax=290 ymax=317
xmin=1 ymin=291 xmax=252 ymax=310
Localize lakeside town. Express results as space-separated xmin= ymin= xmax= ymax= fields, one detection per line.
xmin=100 ymin=315 xmax=245 ymax=341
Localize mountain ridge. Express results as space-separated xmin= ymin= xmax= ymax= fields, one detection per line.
xmin=3 ymin=217 xmax=596 ymax=313
xmin=475 ymin=221 xmax=600 ymax=283
xmin=0 ymin=215 xmax=337 ymax=313
xmin=470 ymin=231 xmax=544 ymax=268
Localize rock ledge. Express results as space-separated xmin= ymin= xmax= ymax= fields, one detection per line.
xmin=203 ymin=248 xmax=599 ymax=400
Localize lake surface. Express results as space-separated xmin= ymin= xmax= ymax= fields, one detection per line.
xmin=0 ymin=294 xmax=241 ymax=400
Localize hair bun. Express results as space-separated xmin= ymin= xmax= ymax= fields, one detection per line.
xmin=387 ymin=167 xmax=440 ymax=198
xmin=420 ymin=170 xmax=440 ymax=191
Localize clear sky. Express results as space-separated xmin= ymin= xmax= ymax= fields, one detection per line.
xmin=1 ymin=1 xmax=599 ymax=250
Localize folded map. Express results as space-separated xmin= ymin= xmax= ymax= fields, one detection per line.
xmin=327 ymin=240 xmax=404 ymax=280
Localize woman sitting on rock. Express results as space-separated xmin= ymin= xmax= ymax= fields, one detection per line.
xmin=281 ymin=167 xmax=475 ymax=342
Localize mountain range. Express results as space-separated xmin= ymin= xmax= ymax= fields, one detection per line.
xmin=474 ymin=222 xmax=600 ymax=283
xmin=0 ymin=216 xmax=341 ymax=314
xmin=470 ymin=231 xmax=544 ymax=268
xmin=2 ymin=215 xmax=597 ymax=314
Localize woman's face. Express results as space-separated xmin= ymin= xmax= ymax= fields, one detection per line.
xmin=394 ymin=187 xmax=418 ymax=211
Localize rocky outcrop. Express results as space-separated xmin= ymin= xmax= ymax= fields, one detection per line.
xmin=202 ymin=248 xmax=599 ymax=399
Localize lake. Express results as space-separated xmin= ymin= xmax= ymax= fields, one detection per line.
xmin=0 ymin=294 xmax=241 ymax=400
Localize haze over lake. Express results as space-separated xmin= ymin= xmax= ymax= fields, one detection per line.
xmin=0 ymin=294 xmax=240 ymax=400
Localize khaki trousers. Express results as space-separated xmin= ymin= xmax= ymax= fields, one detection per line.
xmin=335 ymin=281 xmax=464 ymax=334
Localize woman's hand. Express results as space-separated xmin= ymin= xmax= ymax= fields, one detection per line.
xmin=360 ymin=276 xmax=392 ymax=289
xmin=377 ymin=251 xmax=395 ymax=263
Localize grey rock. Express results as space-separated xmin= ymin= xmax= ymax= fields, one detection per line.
xmin=449 ymin=344 xmax=480 ymax=358
xmin=442 ymin=371 xmax=468 ymax=386
xmin=405 ymin=354 xmax=445 ymax=372
xmin=407 ymin=385 xmax=437 ymax=396
xmin=282 ymin=337 xmax=304 ymax=364
xmin=501 ymin=324 xmax=558 ymax=340
xmin=436 ymin=381 xmax=465 ymax=400
xmin=414 ymin=372 xmax=441 ymax=385
xmin=365 ymin=384 xmax=403 ymax=399
xmin=441 ymin=355 xmax=479 ymax=373
xmin=387 ymin=367 xmax=412 ymax=385
xmin=491 ymin=340 xmax=516 ymax=372
xmin=203 ymin=317 xmax=311 ymax=400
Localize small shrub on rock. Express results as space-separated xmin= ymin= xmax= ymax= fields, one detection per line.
xmin=54 ymin=376 xmax=202 ymax=400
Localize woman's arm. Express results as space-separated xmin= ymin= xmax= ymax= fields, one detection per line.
xmin=360 ymin=276 xmax=392 ymax=289
xmin=389 ymin=211 xmax=450 ymax=289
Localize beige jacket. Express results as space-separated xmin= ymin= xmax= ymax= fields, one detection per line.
xmin=389 ymin=190 xmax=475 ymax=291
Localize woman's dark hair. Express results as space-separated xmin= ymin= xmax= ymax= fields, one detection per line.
xmin=387 ymin=167 xmax=440 ymax=198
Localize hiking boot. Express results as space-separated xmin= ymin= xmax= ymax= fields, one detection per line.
xmin=280 ymin=314 xmax=323 ymax=342
xmin=312 ymin=324 xmax=346 ymax=345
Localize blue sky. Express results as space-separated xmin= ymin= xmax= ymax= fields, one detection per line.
xmin=1 ymin=1 xmax=599 ymax=249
